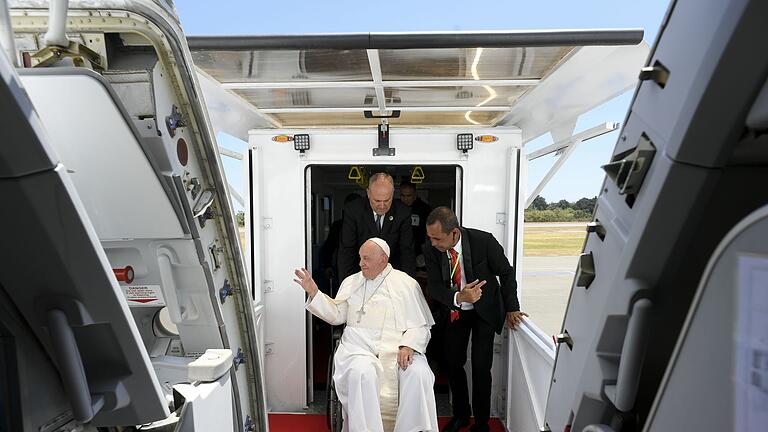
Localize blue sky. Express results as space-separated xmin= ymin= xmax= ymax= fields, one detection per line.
xmin=175 ymin=0 xmax=671 ymax=208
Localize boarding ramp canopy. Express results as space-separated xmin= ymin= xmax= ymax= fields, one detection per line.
xmin=189 ymin=30 xmax=648 ymax=142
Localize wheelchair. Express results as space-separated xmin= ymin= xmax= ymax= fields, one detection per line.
xmin=325 ymin=273 xmax=343 ymax=432
xmin=326 ymin=326 xmax=344 ymax=432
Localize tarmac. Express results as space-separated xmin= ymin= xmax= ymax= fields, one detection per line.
xmin=520 ymin=255 xmax=579 ymax=337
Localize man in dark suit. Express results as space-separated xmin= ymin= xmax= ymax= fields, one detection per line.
xmin=424 ymin=207 xmax=528 ymax=432
xmin=338 ymin=172 xmax=416 ymax=280
xmin=400 ymin=181 xmax=432 ymax=265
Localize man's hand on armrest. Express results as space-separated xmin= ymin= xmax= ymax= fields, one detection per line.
xmin=397 ymin=346 xmax=414 ymax=370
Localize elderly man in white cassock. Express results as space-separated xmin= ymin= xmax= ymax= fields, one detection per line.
xmin=294 ymin=237 xmax=438 ymax=432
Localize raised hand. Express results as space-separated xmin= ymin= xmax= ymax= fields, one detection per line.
xmin=458 ymin=279 xmax=486 ymax=303
xmin=293 ymin=268 xmax=319 ymax=297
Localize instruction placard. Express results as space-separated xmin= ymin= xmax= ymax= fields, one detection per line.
xmin=121 ymin=284 xmax=165 ymax=307
xmin=735 ymin=255 xmax=768 ymax=431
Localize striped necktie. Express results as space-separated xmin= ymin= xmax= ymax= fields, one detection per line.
xmin=449 ymin=248 xmax=461 ymax=322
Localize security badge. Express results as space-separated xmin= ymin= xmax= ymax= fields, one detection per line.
xmin=411 ymin=214 xmax=420 ymax=226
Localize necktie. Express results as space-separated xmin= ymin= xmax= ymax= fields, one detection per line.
xmin=375 ymin=214 xmax=382 ymax=233
xmin=449 ymin=248 xmax=461 ymax=322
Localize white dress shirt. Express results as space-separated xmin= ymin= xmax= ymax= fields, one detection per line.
xmin=450 ymin=234 xmax=473 ymax=310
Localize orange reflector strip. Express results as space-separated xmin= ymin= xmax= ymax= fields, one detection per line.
xmin=272 ymin=135 xmax=293 ymax=142
xmin=475 ymin=135 xmax=499 ymax=143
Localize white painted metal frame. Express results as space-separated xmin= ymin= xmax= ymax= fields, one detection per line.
xmin=524 ymin=122 xmax=619 ymax=208
xmin=366 ymin=49 xmax=387 ymax=115
xmin=221 ymin=79 xmax=539 ymax=90
xmin=259 ymin=106 xmax=511 ymax=113
xmin=505 ymin=318 xmax=556 ymax=431
xmin=219 ymin=148 xmax=244 ymax=160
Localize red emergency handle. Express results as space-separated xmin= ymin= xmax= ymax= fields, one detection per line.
xmin=113 ymin=266 xmax=134 ymax=284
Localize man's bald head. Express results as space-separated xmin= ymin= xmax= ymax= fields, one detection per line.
xmin=359 ymin=239 xmax=389 ymax=280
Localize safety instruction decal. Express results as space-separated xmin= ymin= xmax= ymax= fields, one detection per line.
xmin=735 ymin=255 xmax=768 ymax=430
xmin=121 ymin=284 xmax=165 ymax=307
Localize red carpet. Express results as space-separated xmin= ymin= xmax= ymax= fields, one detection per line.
xmin=268 ymin=414 xmax=507 ymax=431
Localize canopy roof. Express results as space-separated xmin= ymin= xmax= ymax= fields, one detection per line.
xmin=189 ymin=30 xmax=644 ymax=129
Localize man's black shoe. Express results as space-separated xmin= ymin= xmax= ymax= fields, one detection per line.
xmin=441 ymin=417 xmax=470 ymax=432
xmin=468 ymin=421 xmax=490 ymax=432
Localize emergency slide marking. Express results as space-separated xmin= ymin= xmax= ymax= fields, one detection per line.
xmin=121 ymin=284 xmax=165 ymax=307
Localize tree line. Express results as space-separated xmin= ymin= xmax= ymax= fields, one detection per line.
xmin=235 ymin=196 xmax=597 ymax=226
xmin=525 ymin=196 xmax=596 ymax=222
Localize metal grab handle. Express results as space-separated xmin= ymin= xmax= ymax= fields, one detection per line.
xmin=44 ymin=0 xmax=70 ymax=48
xmin=611 ymin=298 xmax=652 ymax=412
xmin=46 ymin=309 xmax=103 ymax=422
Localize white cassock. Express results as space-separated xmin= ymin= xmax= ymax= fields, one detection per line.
xmin=306 ymin=264 xmax=438 ymax=432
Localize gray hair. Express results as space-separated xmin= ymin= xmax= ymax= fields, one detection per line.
xmin=368 ymin=172 xmax=394 ymax=190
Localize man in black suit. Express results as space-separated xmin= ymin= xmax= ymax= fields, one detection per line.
xmin=338 ymin=172 xmax=416 ymax=280
xmin=424 ymin=207 xmax=528 ymax=432
xmin=400 ymin=181 xmax=432 ymax=265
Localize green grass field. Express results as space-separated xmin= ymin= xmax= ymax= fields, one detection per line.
xmin=523 ymin=224 xmax=587 ymax=256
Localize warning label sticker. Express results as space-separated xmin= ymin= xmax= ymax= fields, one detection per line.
xmin=121 ymin=285 xmax=165 ymax=307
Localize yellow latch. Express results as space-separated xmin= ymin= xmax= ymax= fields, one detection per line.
xmin=411 ymin=166 xmax=425 ymax=184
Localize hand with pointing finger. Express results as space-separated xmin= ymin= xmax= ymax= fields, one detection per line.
xmin=457 ymin=279 xmax=486 ymax=304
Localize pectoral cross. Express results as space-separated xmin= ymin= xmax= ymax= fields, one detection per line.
xmin=355 ymin=307 xmax=366 ymax=323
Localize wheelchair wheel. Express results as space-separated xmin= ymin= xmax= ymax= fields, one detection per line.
xmin=325 ymin=347 xmax=334 ymax=429
xmin=329 ymin=380 xmax=343 ymax=432
xmin=326 ymin=330 xmax=344 ymax=432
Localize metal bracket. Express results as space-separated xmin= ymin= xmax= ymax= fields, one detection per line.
xmin=219 ymin=279 xmax=233 ymax=303
xmin=243 ymin=415 xmax=255 ymax=432
xmin=586 ymin=221 xmax=606 ymax=241
xmin=263 ymin=280 xmax=274 ymax=293
xmin=208 ymin=241 xmax=223 ymax=271
xmin=638 ymin=60 xmax=670 ymax=88
xmin=525 ymin=122 xmax=618 ymax=208
xmin=601 ymin=133 xmax=656 ymax=201
xmin=576 ymin=252 xmax=596 ymax=288
xmin=165 ymin=105 xmax=187 ymax=138
xmin=373 ymin=123 xmax=396 ymax=156
xmin=233 ymin=348 xmax=246 ymax=371
xmin=554 ymin=331 xmax=573 ymax=350
xmin=30 ymin=41 xmax=105 ymax=70
xmin=364 ymin=110 xmax=401 ymax=119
